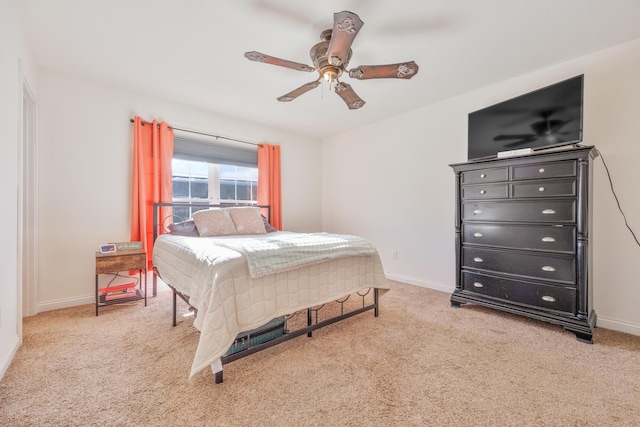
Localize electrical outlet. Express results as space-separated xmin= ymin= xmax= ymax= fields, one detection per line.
xmin=391 ymin=250 xmax=398 ymax=260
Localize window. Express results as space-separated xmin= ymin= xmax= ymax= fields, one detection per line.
xmin=172 ymin=160 xmax=209 ymax=201
xmin=220 ymin=164 xmax=258 ymax=202
xmin=171 ymin=136 xmax=258 ymax=221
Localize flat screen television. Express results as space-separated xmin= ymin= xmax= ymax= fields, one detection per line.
xmin=467 ymin=75 xmax=584 ymax=161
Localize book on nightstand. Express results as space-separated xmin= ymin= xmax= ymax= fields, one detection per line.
xmin=98 ymin=283 xmax=137 ymax=302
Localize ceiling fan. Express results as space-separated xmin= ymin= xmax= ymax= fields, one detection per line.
xmin=244 ymin=10 xmax=419 ymax=110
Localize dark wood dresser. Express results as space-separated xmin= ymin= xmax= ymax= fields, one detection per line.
xmin=450 ymin=146 xmax=597 ymax=342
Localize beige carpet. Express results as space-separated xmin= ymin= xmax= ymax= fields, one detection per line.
xmin=1 ymin=281 xmax=640 ymax=426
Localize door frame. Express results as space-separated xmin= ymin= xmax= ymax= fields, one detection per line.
xmin=17 ymin=64 xmax=38 ymax=327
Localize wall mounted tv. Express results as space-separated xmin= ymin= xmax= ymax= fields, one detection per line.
xmin=467 ymin=75 xmax=584 ymax=161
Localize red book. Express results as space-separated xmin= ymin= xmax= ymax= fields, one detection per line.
xmin=98 ymin=283 xmax=135 ymax=295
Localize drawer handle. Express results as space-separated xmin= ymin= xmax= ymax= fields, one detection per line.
xmin=542 ymin=209 xmax=556 ymax=215
xmin=473 ymin=257 xmax=483 ymax=263
xmin=539 ymin=168 xmax=545 ymax=173
xmin=542 ymin=266 xmax=556 ymax=272
xmin=480 ymin=173 xmax=486 ymax=178
xmin=542 ymin=237 xmax=556 ymax=243
xmin=473 ymin=232 xmax=484 ymax=238
xmin=538 ymin=187 xmax=545 ymax=192
xmin=473 ymin=282 xmax=484 ymax=288
xmin=480 ymin=190 xmax=486 ymax=195
xmin=473 ymin=209 xmax=483 ymax=215
xmin=542 ymin=295 xmax=556 ymax=302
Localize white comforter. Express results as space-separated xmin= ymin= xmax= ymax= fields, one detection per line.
xmin=152 ymin=231 xmax=389 ymax=379
xmin=211 ymin=232 xmax=377 ymax=278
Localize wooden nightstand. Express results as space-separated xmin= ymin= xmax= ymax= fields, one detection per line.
xmin=95 ymin=249 xmax=147 ymax=316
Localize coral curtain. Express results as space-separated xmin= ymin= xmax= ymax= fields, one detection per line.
xmin=257 ymin=144 xmax=282 ymax=230
xmin=130 ymin=116 xmax=174 ymax=269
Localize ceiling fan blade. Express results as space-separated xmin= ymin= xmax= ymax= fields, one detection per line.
xmin=326 ymin=11 xmax=364 ymax=67
xmin=245 ymin=51 xmax=315 ymax=72
xmin=277 ymin=80 xmax=321 ymax=102
xmin=349 ymin=61 xmax=419 ymax=80
xmin=334 ymin=82 xmax=365 ymax=110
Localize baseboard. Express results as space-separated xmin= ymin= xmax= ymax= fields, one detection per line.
xmin=384 ymin=274 xmax=640 ymax=338
xmin=36 ymin=294 xmax=94 ymax=313
xmin=0 ymin=333 xmax=21 ymax=381
xmin=596 ymin=316 xmax=640 ymax=337
xmin=385 ymin=273 xmax=454 ymax=294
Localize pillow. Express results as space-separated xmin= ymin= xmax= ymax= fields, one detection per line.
xmin=191 ymin=209 xmax=237 ymax=237
xmin=168 ymin=219 xmax=199 ymax=237
xmin=228 ymin=207 xmax=267 ymax=235
xmin=261 ymin=214 xmax=277 ymax=233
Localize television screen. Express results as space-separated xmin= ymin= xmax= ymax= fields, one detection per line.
xmin=467 ymin=75 xmax=584 ymax=161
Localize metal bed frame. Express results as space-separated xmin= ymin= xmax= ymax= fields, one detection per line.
xmin=152 ymin=202 xmax=380 ymax=383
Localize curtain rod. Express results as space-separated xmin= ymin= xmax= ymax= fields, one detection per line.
xmin=129 ymin=118 xmax=260 ymax=147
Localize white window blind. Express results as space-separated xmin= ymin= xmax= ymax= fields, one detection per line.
xmin=173 ymin=136 xmax=258 ymax=168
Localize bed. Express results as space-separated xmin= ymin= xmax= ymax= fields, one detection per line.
xmin=151 ymin=203 xmax=390 ymax=383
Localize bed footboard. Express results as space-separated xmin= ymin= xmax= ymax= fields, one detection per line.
xmin=156 ymin=264 xmax=379 ymax=384
xmin=216 ymin=287 xmax=379 ymax=383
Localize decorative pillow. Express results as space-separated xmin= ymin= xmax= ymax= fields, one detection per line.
xmin=168 ymin=219 xmax=199 ymax=237
xmin=261 ymin=214 xmax=277 ymax=233
xmin=228 ymin=207 xmax=267 ymax=235
xmin=192 ymin=209 xmax=237 ymax=237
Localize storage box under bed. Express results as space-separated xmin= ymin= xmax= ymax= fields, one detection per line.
xmin=225 ymin=317 xmax=286 ymax=356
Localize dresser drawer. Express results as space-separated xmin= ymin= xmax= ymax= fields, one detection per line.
xmin=463 ymin=224 xmax=575 ymax=253
xmin=511 ymin=160 xmax=576 ymax=181
xmin=461 ymin=167 xmax=508 ymax=185
xmin=462 ymin=271 xmax=576 ymax=314
xmin=462 ymin=200 xmax=575 ymax=223
xmin=463 ymin=247 xmax=575 ymax=283
xmin=511 ymin=178 xmax=576 ymax=198
xmin=461 ymin=183 xmax=509 ymax=200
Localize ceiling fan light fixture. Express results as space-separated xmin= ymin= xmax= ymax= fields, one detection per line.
xmin=322 ymin=66 xmax=340 ymax=90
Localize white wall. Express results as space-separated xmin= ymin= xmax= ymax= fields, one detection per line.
xmin=0 ymin=0 xmax=37 ymax=377
xmin=322 ymin=103 xmax=463 ymax=292
xmin=323 ymin=38 xmax=640 ymax=335
xmin=36 ymin=69 xmax=322 ymax=310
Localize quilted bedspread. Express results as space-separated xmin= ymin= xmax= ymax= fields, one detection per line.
xmin=210 ymin=232 xmax=377 ymax=278
xmin=152 ymin=231 xmax=389 ymax=379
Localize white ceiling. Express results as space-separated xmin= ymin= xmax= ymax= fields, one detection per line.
xmin=16 ymin=0 xmax=640 ymax=140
